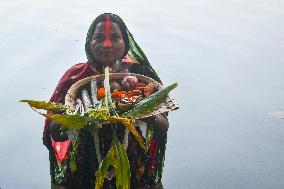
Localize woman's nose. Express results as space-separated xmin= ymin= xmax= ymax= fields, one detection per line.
xmin=103 ymin=38 xmax=112 ymax=47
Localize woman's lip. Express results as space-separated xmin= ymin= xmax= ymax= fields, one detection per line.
xmin=101 ymin=51 xmax=113 ymax=54
xmin=101 ymin=50 xmax=112 ymax=52
xmin=101 ymin=52 xmax=114 ymax=58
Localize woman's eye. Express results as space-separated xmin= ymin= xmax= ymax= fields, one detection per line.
xmin=93 ymin=35 xmax=104 ymax=41
xmin=111 ymin=34 xmax=121 ymax=40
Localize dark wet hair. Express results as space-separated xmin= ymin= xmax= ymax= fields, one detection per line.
xmin=85 ymin=13 xmax=129 ymax=70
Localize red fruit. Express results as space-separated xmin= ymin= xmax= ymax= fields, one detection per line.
xmin=144 ymin=82 xmax=155 ymax=97
xmin=122 ymin=76 xmax=138 ymax=91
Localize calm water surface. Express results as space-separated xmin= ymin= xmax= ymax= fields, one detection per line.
xmin=0 ymin=0 xmax=284 ymax=188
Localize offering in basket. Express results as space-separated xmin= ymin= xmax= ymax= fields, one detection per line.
xmin=65 ymin=72 xmax=178 ymax=119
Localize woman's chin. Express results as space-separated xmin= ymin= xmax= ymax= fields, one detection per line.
xmin=101 ymin=61 xmax=116 ymax=67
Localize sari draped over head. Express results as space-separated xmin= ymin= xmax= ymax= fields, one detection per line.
xmin=44 ymin=19 xmax=166 ymax=189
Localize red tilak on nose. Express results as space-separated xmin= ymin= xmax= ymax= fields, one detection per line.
xmin=104 ymin=16 xmax=112 ymax=47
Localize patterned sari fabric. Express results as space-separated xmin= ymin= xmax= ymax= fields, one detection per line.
xmin=44 ymin=22 xmax=167 ymax=189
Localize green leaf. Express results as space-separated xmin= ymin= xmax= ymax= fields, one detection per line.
xmin=114 ymin=142 xmax=123 ymax=187
xmin=95 ymin=139 xmax=131 ymax=189
xmin=103 ymin=67 xmax=111 ymax=108
xmin=107 ymin=116 xmax=147 ymax=151
xmin=44 ymin=114 xmax=87 ymax=130
xmin=115 ymin=139 xmax=130 ymax=189
xmin=95 ymin=146 xmax=116 ymax=189
xmin=70 ymin=136 xmax=79 ymax=172
xmin=45 ymin=113 xmax=111 ymax=131
xmin=122 ymin=83 xmax=178 ymax=117
xmin=103 ymin=67 xmax=118 ymax=116
xmin=87 ymin=108 xmax=109 ymax=121
xmin=20 ymin=100 xmax=68 ymax=111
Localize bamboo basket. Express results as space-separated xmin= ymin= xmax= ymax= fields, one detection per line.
xmin=65 ymin=73 xmax=178 ymax=119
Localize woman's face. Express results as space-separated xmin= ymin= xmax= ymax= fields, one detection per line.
xmin=91 ymin=20 xmax=126 ymax=67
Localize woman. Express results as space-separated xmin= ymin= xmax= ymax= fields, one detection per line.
xmin=44 ymin=13 xmax=169 ymax=189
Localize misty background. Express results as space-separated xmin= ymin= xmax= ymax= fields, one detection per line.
xmin=0 ymin=0 xmax=284 ymax=188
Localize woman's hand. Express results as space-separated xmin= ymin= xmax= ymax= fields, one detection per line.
xmin=49 ymin=122 xmax=68 ymax=142
xmin=51 ymin=183 xmax=67 ymax=189
xmin=154 ymin=114 xmax=169 ymax=138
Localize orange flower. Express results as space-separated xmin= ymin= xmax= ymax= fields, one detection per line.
xmin=112 ymin=90 xmax=127 ymax=99
xmin=97 ymin=87 xmax=105 ymax=99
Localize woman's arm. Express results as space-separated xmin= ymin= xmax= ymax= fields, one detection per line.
xmin=49 ymin=122 xmax=68 ymax=141
xmin=154 ymin=113 xmax=169 ymax=138
xmin=51 ymin=183 xmax=67 ymax=189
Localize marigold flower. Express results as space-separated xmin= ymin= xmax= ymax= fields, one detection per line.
xmin=97 ymin=87 xmax=105 ymax=99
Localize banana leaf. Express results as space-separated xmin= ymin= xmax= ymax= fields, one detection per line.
xmin=20 ymin=100 xmax=68 ymax=111
xmin=103 ymin=67 xmax=112 ymax=109
xmin=44 ymin=114 xmax=88 ymax=130
xmin=103 ymin=67 xmax=118 ymax=116
xmin=115 ymin=139 xmax=130 ymax=189
xmin=95 ymin=146 xmax=116 ymax=189
xmin=107 ymin=116 xmax=147 ymax=151
xmin=20 ymin=100 xmax=87 ymax=130
xmin=44 ymin=109 xmax=118 ymax=130
xmin=21 ymin=99 xmax=146 ymax=149
xmin=122 ymin=83 xmax=178 ymax=117
xmin=113 ymin=142 xmax=122 ymax=188
xmin=70 ymin=136 xmax=79 ymax=172
xmin=95 ymin=138 xmax=130 ymax=189
xmin=88 ymin=108 xmax=146 ymax=151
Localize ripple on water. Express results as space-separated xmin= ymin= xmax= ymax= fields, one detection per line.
xmin=268 ymin=111 xmax=284 ymax=119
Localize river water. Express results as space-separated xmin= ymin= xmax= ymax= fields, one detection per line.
xmin=0 ymin=0 xmax=284 ymax=188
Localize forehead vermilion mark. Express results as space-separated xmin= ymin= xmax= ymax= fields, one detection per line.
xmin=104 ymin=16 xmax=112 ymax=47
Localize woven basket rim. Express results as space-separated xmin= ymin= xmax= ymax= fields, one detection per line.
xmin=65 ymin=73 xmax=163 ymax=109
xmin=65 ymin=73 xmax=178 ymax=118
